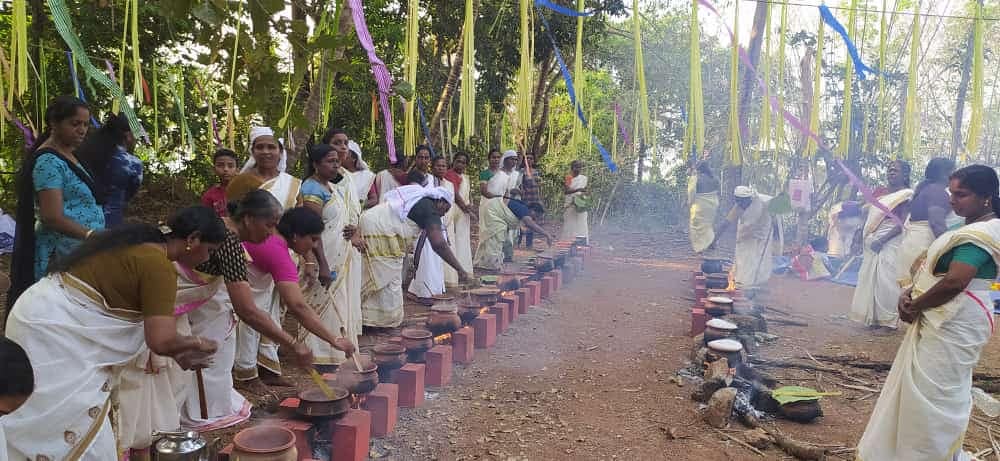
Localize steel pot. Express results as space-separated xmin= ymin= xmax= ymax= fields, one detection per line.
xmin=152 ymin=430 xmax=215 ymax=461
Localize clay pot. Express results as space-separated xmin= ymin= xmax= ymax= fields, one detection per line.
xmin=373 ymin=343 xmax=406 ymax=382
xmin=534 ymin=257 xmax=554 ymax=273
xmin=297 ymin=385 xmax=350 ymax=419
xmin=700 ymin=259 xmax=730 ymax=275
xmin=497 ymin=273 xmax=520 ymax=291
xmin=336 ymin=356 xmax=379 ymax=395
xmin=574 ymin=236 xmax=588 ymax=246
xmin=457 ymin=302 xmax=482 ymax=325
xmin=466 ymin=288 xmax=500 ymax=306
xmin=426 ymin=306 xmax=462 ymax=335
xmin=231 ymin=426 xmax=298 ymax=461
xmin=401 ymin=328 xmax=433 ymax=363
xmin=705 ymin=274 xmax=729 ymax=289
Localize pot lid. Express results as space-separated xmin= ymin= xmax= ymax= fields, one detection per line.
xmin=706 ymin=318 xmax=738 ymax=330
xmin=707 ymin=296 xmax=734 ymax=304
xmin=707 ymin=339 xmax=743 ymax=352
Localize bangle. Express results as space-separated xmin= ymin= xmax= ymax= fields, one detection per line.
xmin=84 ymin=229 xmax=95 ymax=239
xmin=304 ymin=262 xmax=318 ymax=266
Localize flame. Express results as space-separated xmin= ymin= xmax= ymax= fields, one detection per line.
xmin=350 ymin=394 xmax=367 ymax=409
xmin=726 ymin=269 xmax=736 ymax=291
xmin=434 ymin=333 xmax=452 ymax=345
xmin=501 ymin=291 xmax=514 ymax=297
xmin=480 ymin=306 xmax=490 ymax=315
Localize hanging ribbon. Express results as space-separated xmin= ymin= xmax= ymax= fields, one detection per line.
xmin=819 ymin=4 xmax=880 ymax=80
xmin=515 ymin=0 xmax=533 ymax=144
xmin=348 ymin=0 xmax=397 ymax=162
xmin=836 ymin=160 xmax=903 ymax=227
xmin=965 ymin=0 xmax=985 ymax=157
xmin=900 ymin=4 xmax=920 ymax=159
xmin=49 ymin=0 xmax=146 ymax=138
xmin=10 ymin=0 xmax=29 ymax=100
xmin=756 ymin=1 xmax=771 ymax=160
xmin=806 ymin=19 xmax=823 ymax=158
xmin=632 ymin=0 xmax=651 ymax=146
xmin=66 ymin=51 xmax=99 ymax=128
xmin=571 ymin=0 xmax=585 ymax=148
xmin=537 ymin=11 xmax=617 ymax=172
xmin=415 ymin=96 xmax=437 ymax=157
xmin=402 ymin=0 xmax=419 ymax=157
xmin=459 ymin=0 xmax=476 ymax=145
xmin=834 ymin=0 xmax=857 ymax=159
xmin=533 ymin=0 xmax=595 ymax=17
xmin=726 ymin=0 xmax=741 ymax=165
xmin=613 ymin=103 xmax=633 ymax=148
xmin=686 ymin=0 xmax=705 ymax=159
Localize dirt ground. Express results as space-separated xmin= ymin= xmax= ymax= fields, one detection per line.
xmin=342 ymin=225 xmax=1000 ymax=461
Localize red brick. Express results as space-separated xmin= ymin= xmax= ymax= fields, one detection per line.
xmin=277 ymin=397 xmax=300 ymax=418
xmin=551 ymin=270 xmax=562 ymax=291
xmin=277 ymin=419 xmax=314 ymax=459
xmin=515 ymin=289 xmax=529 ymax=314
xmin=330 ymin=409 xmax=372 ymax=461
xmin=362 ymin=383 xmax=398 ymax=437
xmin=500 ymin=295 xmax=519 ymax=323
xmin=525 ymin=281 xmax=541 ymax=307
xmin=451 ymin=326 xmax=474 ymax=363
xmin=424 ymin=345 xmax=452 ymax=387
xmin=472 ymin=313 xmax=496 ymax=349
xmin=489 ymin=304 xmax=509 ymax=333
xmin=396 ymin=363 xmax=425 ymax=408
xmin=540 ymin=276 xmax=554 ymax=299
xmin=691 ymin=308 xmax=707 ymax=336
xmin=694 ymin=286 xmax=707 ymax=299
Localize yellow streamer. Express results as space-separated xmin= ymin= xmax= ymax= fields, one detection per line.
xmin=805 ymin=21 xmax=823 ymax=158
xmin=964 ymin=0 xmax=984 ymax=158
xmin=10 ymin=0 xmax=28 ymax=101
xmin=686 ymin=0 xmax=705 ymax=159
xmin=515 ymin=0 xmax=533 ymax=146
xmin=836 ymin=0 xmax=858 ymax=159
xmin=572 ymin=0 xmax=584 ymax=148
xmin=726 ymin=0 xmax=741 ymax=165
xmin=774 ymin=1 xmax=788 ymax=152
xmin=403 ymin=0 xmax=419 ymax=155
xmin=131 ymin=0 xmax=142 ymax=105
xmin=757 ymin=1 xmax=772 ymax=160
xmin=633 ymin=0 xmax=651 ymax=146
xmin=874 ymin=0 xmax=889 ymax=155
xmin=901 ymin=4 xmax=920 ymax=160
xmin=226 ymin=0 xmax=243 ymax=148
xmin=459 ymin=0 xmax=476 ymax=146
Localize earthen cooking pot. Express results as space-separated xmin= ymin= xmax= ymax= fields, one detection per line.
xmin=401 ymin=328 xmax=434 ymax=362
xmin=297 ymin=385 xmax=350 ymax=418
xmin=336 ymin=355 xmax=379 ymax=395
xmin=700 ymin=259 xmax=731 ymax=275
xmin=372 ymin=343 xmax=406 ymax=370
xmin=231 ymin=426 xmax=298 ymax=461
xmin=467 ymin=288 xmax=500 ymax=306
xmin=457 ymin=301 xmax=482 ymax=325
xmin=426 ymin=305 xmax=462 ymax=335
xmin=705 ymin=274 xmax=729 ymax=289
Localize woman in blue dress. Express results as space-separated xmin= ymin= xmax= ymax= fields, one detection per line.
xmin=78 ymin=113 xmax=142 ymax=227
xmin=8 ymin=96 xmax=106 ymax=307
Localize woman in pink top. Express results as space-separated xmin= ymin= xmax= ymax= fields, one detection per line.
xmin=232 ymin=193 xmax=355 ymax=388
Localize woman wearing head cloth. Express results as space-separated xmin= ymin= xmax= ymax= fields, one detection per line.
xmin=239 ymin=126 xmax=302 ymax=210
xmin=713 ymin=186 xmax=783 ymax=290
xmin=346 ymin=140 xmax=378 ymax=209
xmin=360 ymin=185 xmax=472 ymax=327
xmin=406 ymin=156 xmax=453 ymax=304
xmin=856 ymin=165 xmax=1000 ymax=461
xmin=849 ymin=160 xmax=913 ymax=330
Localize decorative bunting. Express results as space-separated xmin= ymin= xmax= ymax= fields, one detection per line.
xmin=805 ymin=20 xmax=823 ymax=158
xmin=774 ymin=0 xmax=788 ymax=151
xmin=874 ymin=0 xmax=890 ymax=155
xmin=459 ymin=0 xmax=476 ymax=145
xmin=835 ymin=0 xmax=858 ymax=159
xmin=726 ymin=0 xmax=741 ymax=165
xmin=571 ymin=0 xmax=585 ymax=148
xmin=10 ymin=0 xmax=28 ymax=101
xmin=685 ymin=0 xmax=705 ymax=159
xmin=226 ymin=0 xmax=243 ymax=148
xmin=965 ymin=0 xmax=985 ymax=158
xmin=533 ymin=0 xmax=595 ymax=17
xmin=347 ymin=0 xmax=397 ymax=162
xmin=757 ymin=0 xmax=772 ymax=160
xmin=49 ymin=0 xmax=145 ymax=137
xmin=415 ymin=97 xmax=437 ymax=157
xmin=537 ymin=11 xmax=617 ymax=172
xmin=515 ymin=0 xmax=533 ymax=144
xmin=901 ymin=3 xmax=920 ymax=160
xmin=819 ymin=4 xmax=879 ymax=80
xmin=403 ymin=0 xmax=419 ymax=157
xmin=632 ymin=0 xmax=651 ymax=146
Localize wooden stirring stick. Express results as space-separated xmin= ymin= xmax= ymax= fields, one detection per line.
xmin=195 ymin=369 xmax=208 ymax=419
xmin=308 ymin=368 xmax=337 ymax=399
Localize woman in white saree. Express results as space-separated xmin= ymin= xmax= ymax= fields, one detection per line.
xmin=687 ymin=162 xmax=719 ymax=254
xmin=475 ymin=198 xmax=553 ymax=271
xmin=561 ymin=160 xmax=590 ymax=242
xmin=361 ymin=185 xmax=472 ymax=327
xmin=2 ymin=207 xmax=223 ymax=460
xmin=849 ymin=160 xmax=913 ymax=329
xmin=241 ymin=126 xmax=302 ymax=211
xmin=408 ymin=155 xmax=453 ymax=303
xmin=301 ymin=144 xmax=364 ymax=367
xmin=856 ymin=165 xmax=1000 ymax=461
xmin=444 ymin=153 xmax=474 ymax=286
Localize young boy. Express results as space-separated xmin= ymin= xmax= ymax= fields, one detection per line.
xmin=201 ymin=148 xmax=239 ymax=217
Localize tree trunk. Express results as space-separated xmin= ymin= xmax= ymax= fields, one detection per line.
xmin=950 ymin=25 xmax=978 ymax=160
xmin=529 ymin=71 xmax=562 ymax=158
xmin=429 ymin=36 xmax=464 ymax=149
xmin=792 ymin=48 xmax=815 ymax=246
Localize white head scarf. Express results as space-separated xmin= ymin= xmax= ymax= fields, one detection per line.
xmin=734 ymin=186 xmax=754 ymax=198
xmin=500 ymin=150 xmax=518 ymax=164
xmin=348 ymin=140 xmax=369 ymax=170
xmin=386 ymin=184 xmax=455 ymax=221
xmin=241 ymin=126 xmax=287 ymax=173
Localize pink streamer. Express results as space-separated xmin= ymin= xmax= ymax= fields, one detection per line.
xmin=348 ymin=0 xmax=397 ymax=163
xmin=697 ymin=0 xmax=902 ymax=226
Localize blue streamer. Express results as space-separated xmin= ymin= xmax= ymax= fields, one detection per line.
xmin=65 ymin=51 xmax=100 ymax=127
xmin=537 ymin=11 xmax=618 ymax=172
xmin=414 ymin=97 xmax=437 ymax=157
xmin=819 ymin=4 xmax=880 ymax=80
xmin=533 ymin=0 xmax=596 ymax=17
